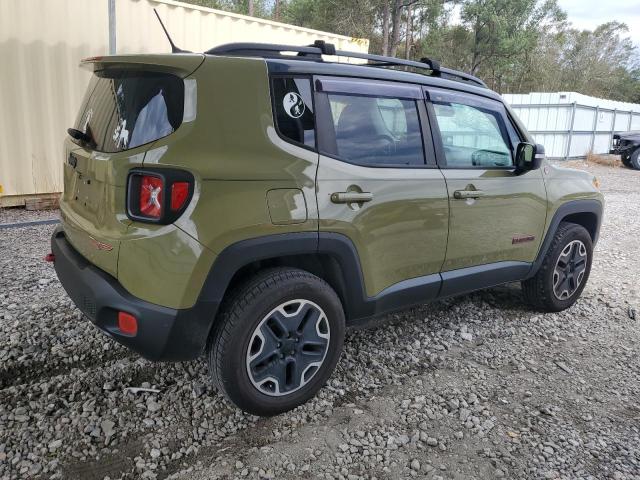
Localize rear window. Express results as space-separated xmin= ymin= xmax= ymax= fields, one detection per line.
xmin=73 ymin=70 xmax=184 ymax=153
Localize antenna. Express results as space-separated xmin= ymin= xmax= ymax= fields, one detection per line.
xmin=153 ymin=9 xmax=190 ymax=53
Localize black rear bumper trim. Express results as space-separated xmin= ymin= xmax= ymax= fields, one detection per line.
xmin=51 ymin=227 xmax=216 ymax=361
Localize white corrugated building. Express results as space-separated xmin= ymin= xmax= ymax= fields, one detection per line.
xmin=503 ymin=92 xmax=640 ymax=159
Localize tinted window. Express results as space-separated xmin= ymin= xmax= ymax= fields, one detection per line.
xmin=271 ymin=77 xmax=315 ymax=148
xmin=327 ymin=94 xmax=424 ymax=166
xmin=431 ymin=100 xmax=513 ymax=167
xmin=73 ymin=71 xmax=184 ymax=153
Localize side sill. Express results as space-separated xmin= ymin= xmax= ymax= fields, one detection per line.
xmin=365 ymin=273 xmax=442 ymax=320
xmin=439 ymin=261 xmax=531 ymax=298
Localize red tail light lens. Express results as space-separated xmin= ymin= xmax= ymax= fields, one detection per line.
xmin=139 ymin=175 xmax=163 ymax=219
xmin=171 ymin=182 xmax=190 ymax=211
xmin=127 ymin=169 xmax=193 ymax=224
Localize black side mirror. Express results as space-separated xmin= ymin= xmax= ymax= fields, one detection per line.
xmin=515 ymin=142 xmax=544 ymax=174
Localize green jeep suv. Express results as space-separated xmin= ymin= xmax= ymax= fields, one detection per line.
xmin=51 ymin=41 xmax=603 ymax=416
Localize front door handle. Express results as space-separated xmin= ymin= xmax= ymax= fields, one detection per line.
xmin=453 ymin=189 xmax=484 ymax=199
xmin=330 ymin=192 xmax=373 ymax=204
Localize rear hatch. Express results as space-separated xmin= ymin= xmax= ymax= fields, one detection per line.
xmin=61 ymin=54 xmax=204 ymax=277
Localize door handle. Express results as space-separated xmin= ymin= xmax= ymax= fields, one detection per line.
xmin=453 ymin=189 xmax=484 ymax=199
xmin=330 ymin=192 xmax=373 ymax=204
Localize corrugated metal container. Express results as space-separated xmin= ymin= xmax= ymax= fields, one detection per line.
xmin=503 ymin=92 xmax=640 ymax=159
xmin=0 ymin=0 xmax=369 ymax=206
xmin=117 ymin=0 xmax=369 ymax=54
xmin=0 ymin=0 xmax=108 ymax=205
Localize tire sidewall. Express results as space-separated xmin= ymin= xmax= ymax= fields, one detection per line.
xmin=215 ymin=273 xmax=345 ymax=416
xmin=630 ymin=148 xmax=640 ymax=170
xmin=544 ymin=225 xmax=593 ymax=311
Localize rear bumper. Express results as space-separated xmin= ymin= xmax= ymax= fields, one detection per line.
xmin=51 ymin=227 xmax=216 ymax=361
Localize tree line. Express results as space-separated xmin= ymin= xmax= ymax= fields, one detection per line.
xmin=185 ymin=0 xmax=640 ymax=102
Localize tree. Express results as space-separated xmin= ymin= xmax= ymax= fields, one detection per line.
xmin=179 ymin=0 xmax=640 ymax=102
xmin=457 ymin=0 xmax=566 ymax=90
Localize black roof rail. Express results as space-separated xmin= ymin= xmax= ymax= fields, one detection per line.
xmin=205 ymin=40 xmax=487 ymax=88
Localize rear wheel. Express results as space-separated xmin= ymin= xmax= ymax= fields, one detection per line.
xmin=208 ymin=268 xmax=345 ymax=416
xmin=522 ymin=222 xmax=593 ymax=312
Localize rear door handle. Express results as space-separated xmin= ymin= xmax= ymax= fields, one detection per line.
xmin=330 ymin=192 xmax=373 ymax=204
xmin=453 ymin=189 xmax=484 ymax=199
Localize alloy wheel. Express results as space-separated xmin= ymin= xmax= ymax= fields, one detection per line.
xmin=553 ymin=240 xmax=588 ymax=300
xmin=246 ymin=299 xmax=330 ymax=396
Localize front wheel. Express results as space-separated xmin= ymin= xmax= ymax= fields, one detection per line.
xmin=522 ymin=222 xmax=593 ymax=312
xmin=208 ymin=268 xmax=345 ymax=416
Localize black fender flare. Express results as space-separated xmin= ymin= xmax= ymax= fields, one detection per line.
xmin=196 ymin=232 xmax=369 ymax=322
xmin=526 ymin=199 xmax=603 ymax=279
xmin=196 ymin=231 xmax=440 ymax=328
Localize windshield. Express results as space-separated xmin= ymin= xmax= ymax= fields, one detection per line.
xmin=73 ymin=70 xmax=184 ymax=153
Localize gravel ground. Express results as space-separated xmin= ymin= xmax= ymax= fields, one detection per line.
xmin=0 ymin=207 xmax=59 ymax=226
xmin=1 ymin=163 xmax=639 ymax=480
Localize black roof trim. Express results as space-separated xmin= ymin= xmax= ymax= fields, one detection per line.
xmin=205 ymin=40 xmax=487 ymax=88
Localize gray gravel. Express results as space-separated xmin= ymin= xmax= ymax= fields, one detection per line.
xmin=0 ymin=207 xmax=59 ymax=226
xmin=1 ymin=163 xmax=639 ymax=480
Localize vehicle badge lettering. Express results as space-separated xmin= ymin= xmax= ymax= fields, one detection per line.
xmin=89 ymin=236 xmax=114 ymax=251
xmin=512 ymin=234 xmax=536 ymax=245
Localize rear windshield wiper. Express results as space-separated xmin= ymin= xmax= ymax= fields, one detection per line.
xmin=67 ymin=128 xmax=94 ymax=146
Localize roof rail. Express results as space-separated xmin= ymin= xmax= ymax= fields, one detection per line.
xmin=205 ymin=40 xmax=487 ymax=88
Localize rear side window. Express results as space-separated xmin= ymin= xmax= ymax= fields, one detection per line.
xmin=73 ymin=71 xmax=184 ymax=153
xmin=327 ymin=94 xmax=424 ymax=166
xmin=271 ymin=77 xmax=316 ymax=148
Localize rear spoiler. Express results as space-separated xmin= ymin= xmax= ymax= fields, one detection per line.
xmin=80 ymin=54 xmax=205 ymax=78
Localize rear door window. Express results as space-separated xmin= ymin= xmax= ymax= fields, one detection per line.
xmin=326 ymin=94 xmax=424 ymax=166
xmin=73 ymin=71 xmax=184 ymax=153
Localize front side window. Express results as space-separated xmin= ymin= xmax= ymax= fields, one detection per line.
xmin=327 ymin=94 xmax=424 ymax=166
xmin=431 ymin=100 xmax=513 ymax=168
xmin=271 ymin=77 xmax=316 ymax=148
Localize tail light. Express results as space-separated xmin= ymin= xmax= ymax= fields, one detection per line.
xmin=139 ymin=175 xmax=163 ymax=219
xmin=126 ymin=168 xmax=194 ymax=224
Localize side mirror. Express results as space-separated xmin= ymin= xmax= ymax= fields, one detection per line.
xmin=515 ymin=142 xmax=544 ymax=174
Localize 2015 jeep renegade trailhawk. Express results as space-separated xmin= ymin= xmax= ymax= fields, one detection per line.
xmin=51 ymin=41 xmax=603 ymax=416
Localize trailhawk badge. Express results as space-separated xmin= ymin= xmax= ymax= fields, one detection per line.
xmin=283 ymin=92 xmax=305 ymax=118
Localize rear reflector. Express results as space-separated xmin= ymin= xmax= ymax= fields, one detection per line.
xmin=139 ymin=175 xmax=163 ymax=219
xmin=118 ymin=312 xmax=138 ymax=336
xmin=44 ymin=253 xmax=55 ymax=262
xmin=171 ymin=181 xmax=190 ymax=211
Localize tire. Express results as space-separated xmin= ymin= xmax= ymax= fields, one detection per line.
xmin=207 ymin=267 xmax=345 ymax=416
xmin=522 ymin=222 xmax=593 ymax=312
xmin=629 ymin=148 xmax=640 ymax=170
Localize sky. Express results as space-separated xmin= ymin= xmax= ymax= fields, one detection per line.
xmin=558 ymin=0 xmax=640 ymax=46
